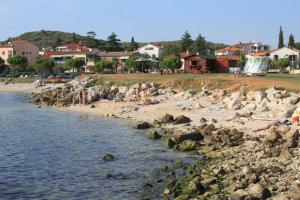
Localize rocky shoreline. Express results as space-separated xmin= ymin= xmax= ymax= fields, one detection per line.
xmin=31 ymin=76 xmax=300 ymax=200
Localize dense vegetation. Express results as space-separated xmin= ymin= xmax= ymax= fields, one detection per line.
xmin=2 ymin=30 xmax=228 ymax=55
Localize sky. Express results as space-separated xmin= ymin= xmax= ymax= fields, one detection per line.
xmin=0 ymin=0 xmax=299 ymax=48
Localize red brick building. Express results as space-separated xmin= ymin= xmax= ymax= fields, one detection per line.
xmin=180 ymin=53 xmax=215 ymax=73
xmin=215 ymin=55 xmax=241 ymax=72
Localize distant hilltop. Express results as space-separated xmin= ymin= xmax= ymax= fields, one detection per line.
xmin=1 ymin=30 xmax=228 ymax=51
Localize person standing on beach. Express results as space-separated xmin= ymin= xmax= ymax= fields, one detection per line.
xmin=79 ymin=91 xmax=83 ymax=105
xmin=135 ymin=83 xmax=142 ymax=102
xmin=83 ymin=89 xmax=88 ymax=105
xmin=142 ymin=82 xmax=149 ymax=98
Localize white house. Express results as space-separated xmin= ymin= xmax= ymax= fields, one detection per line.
xmin=269 ymin=47 xmax=300 ymax=68
xmin=215 ymin=41 xmax=270 ymax=56
xmin=137 ymin=44 xmax=164 ymax=58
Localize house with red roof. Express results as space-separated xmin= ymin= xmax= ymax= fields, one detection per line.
xmin=0 ymin=40 xmax=39 ymax=66
xmin=137 ymin=44 xmax=164 ymax=58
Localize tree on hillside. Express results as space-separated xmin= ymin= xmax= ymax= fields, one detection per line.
xmin=180 ymin=31 xmax=194 ymax=52
xmin=85 ymin=31 xmax=97 ymax=48
xmin=87 ymin=31 xmax=96 ymax=38
xmin=128 ymin=37 xmax=139 ymax=51
xmin=64 ymin=57 xmax=85 ymax=73
xmin=7 ymin=55 xmax=28 ymax=72
xmin=288 ymin=34 xmax=295 ymax=48
xmin=278 ymin=26 xmax=284 ymax=48
xmin=0 ymin=57 xmax=5 ymax=72
xmin=33 ymin=58 xmax=55 ymax=74
xmin=193 ymin=34 xmax=209 ymax=55
xmin=72 ymin=32 xmax=77 ymax=43
xmin=106 ymin=32 xmax=123 ymax=52
xmin=159 ymin=55 xmax=182 ymax=73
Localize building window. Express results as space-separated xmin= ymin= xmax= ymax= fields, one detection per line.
xmin=289 ymin=55 xmax=297 ymax=61
xmin=22 ymin=52 xmax=25 ymax=55
xmin=274 ymin=55 xmax=278 ymax=61
xmin=191 ymin=61 xmax=199 ymax=66
xmin=2 ymin=51 xmax=5 ymax=55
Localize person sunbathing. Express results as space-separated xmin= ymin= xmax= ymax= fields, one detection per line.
xmin=226 ymin=112 xmax=253 ymax=121
xmin=253 ymin=119 xmax=292 ymax=132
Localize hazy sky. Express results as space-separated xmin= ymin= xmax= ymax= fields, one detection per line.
xmin=0 ymin=0 xmax=299 ymax=47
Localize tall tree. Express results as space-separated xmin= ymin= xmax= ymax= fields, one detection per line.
xmin=288 ymin=34 xmax=295 ymax=48
xmin=278 ymin=26 xmax=284 ymax=48
xmin=85 ymin=31 xmax=97 ymax=48
xmin=87 ymin=31 xmax=96 ymax=38
xmin=180 ymin=31 xmax=194 ymax=52
xmin=128 ymin=37 xmax=139 ymax=51
xmin=193 ymin=34 xmax=209 ymax=55
xmin=106 ymin=32 xmax=123 ymax=51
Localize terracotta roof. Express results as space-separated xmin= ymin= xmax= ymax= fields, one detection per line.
xmin=58 ymin=44 xmax=84 ymax=49
xmin=216 ymin=46 xmax=245 ymax=52
xmin=98 ymin=51 xmax=140 ymax=57
xmin=0 ymin=44 xmax=13 ymax=48
xmin=44 ymin=51 xmax=89 ymax=58
xmin=10 ymin=40 xmax=28 ymax=45
xmin=250 ymin=51 xmax=271 ymax=56
xmin=216 ymin=55 xmax=241 ymax=61
xmin=152 ymin=44 xmax=163 ymax=49
xmin=179 ymin=52 xmax=214 ymax=59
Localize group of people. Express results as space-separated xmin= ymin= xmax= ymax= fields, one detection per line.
xmin=134 ymin=82 xmax=149 ymax=102
xmin=79 ymin=89 xmax=89 ymax=105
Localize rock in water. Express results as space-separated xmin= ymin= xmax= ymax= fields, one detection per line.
xmin=173 ymin=115 xmax=191 ymax=125
xmin=148 ymin=131 xmax=162 ymax=140
xmin=136 ymin=122 xmax=153 ymax=129
xmin=102 ymin=154 xmax=114 ymax=161
xmin=178 ymin=140 xmax=197 ymax=152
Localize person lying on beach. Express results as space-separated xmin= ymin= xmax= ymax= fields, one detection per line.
xmin=138 ymin=98 xmax=160 ymax=105
xmin=253 ymin=119 xmax=292 ymax=132
xmin=226 ymin=111 xmax=253 ymax=121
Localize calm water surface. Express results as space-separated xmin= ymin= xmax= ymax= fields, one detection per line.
xmin=0 ymin=93 xmax=188 ymax=200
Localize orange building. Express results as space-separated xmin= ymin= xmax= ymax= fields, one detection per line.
xmin=0 ymin=40 xmax=39 ymax=66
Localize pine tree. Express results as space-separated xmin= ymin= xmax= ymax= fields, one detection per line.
xmin=180 ymin=31 xmax=193 ymax=52
xmin=106 ymin=32 xmax=123 ymax=52
xmin=288 ymin=34 xmax=295 ymax=48
xmin=193 ymin=34 xmax=209 ymax=55
xmin=128 ymin=37 xmax=139 ymax=51
xmin=278 ymin=26 xmax=284 ymax=48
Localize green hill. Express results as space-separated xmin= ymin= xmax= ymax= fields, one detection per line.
xmin=2 ymin=30 xmax=228 ymax=53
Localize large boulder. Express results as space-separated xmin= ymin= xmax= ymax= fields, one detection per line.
xmin=136 ymin=122 xmax=153 ymax=129
xmin=264 ymin=128 xmax=284 ymax=147
xmin=173 ymin=115 xmax=191 ymax=125
xmin=170 ymin=131 xmax=203 ymax=144
xmin=160 ymin=114 xmax=174 ymax=124
xmin=247 ymin=183 xmax=271 ymax=200
xmin=178 ymin=140 xmax=198 ymax=151
xmin=148 ymin=130 xmax=162 ymax=140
